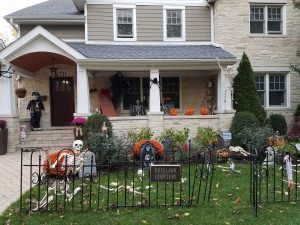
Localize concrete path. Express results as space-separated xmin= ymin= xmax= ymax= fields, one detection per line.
xmin=0 ymin=150 xmax=44 ymax=215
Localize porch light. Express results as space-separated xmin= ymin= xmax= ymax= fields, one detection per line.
xmin=49 ymin=58 xmax=58 ymax=78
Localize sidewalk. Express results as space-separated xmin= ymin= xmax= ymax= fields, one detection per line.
xmin=0 ymin=150 xmax=43 ymax=214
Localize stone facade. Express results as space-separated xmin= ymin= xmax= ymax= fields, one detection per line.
xmin=0 ymin=116 xmax=19 ymax=153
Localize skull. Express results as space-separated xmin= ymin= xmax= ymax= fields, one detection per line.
xmin=73 ymin=140 xmax=83 ymax=152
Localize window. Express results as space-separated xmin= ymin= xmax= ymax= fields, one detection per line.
xmin=117 ymin=9 xmax=133 ymax=38
xmin=250 ymin=5 xmax=284 ymax=35
xmin=167 ymin=10 xmax=182 ymax=38
xmin=123 ymin=77 xmax=149 ymax=110
xmin=163 ymin=6 xmax=185 ymax=41
xmin=161 ymin=77 xmax=180 ymax=108
xmin=255 ymin=74 xmax=288 ymax=107
xmin=114 ymin=6 xmax=136 ymax=41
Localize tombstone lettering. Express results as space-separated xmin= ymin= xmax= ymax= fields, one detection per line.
xmin=150 ymin=165 xmax=181 ymax=182
xmin=79 ymin=151 xmax=97 ymax=178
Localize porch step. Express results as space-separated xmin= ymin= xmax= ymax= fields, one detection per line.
xmin=17 ymin=128 xmax=76 ymax=151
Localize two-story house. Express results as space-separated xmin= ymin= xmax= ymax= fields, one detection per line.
xmin=0 ymin=0 xmax=299 ymax=153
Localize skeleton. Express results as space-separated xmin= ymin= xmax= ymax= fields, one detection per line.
xmin=33 ymin=140 xmax=87 ymax=211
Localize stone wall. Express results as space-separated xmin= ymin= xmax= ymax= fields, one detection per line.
xmin=0 ymin=116 xmax=19 ymax=153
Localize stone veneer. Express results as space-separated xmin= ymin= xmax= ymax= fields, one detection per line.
xmin=214 ymin=0 xmax=300 ymax=124
xmin=0 ymin=116 xmax=19 ymax=153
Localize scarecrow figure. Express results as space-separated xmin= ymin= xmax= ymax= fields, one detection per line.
xmin=27 ymin=92 xmax=45 ymax=131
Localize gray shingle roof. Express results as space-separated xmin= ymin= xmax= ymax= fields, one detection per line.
xmin=67 ymin=43 xmax=236 ymax=60
xmin=5 ymin=0 xmax=82 ymax=18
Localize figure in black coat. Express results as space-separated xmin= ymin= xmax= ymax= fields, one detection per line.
xmin=27 ymin=92 xmax=45 ymax=131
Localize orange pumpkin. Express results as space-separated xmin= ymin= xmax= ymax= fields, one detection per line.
xmin=185 ymin=108 xmax=195 ymax=115
xmin=200 ymin=107 xmax=209 ymax=115
xmin=169 ymin=108 xmax=177 ymax=116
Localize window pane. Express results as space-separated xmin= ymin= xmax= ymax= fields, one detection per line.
xmin=250 ymin=21 xmax=264 ymax=33
xmin=258 ymin=91 xmax=265 ymax=106
xmin=161 ymin=77 xmax=180 ymax=108
xmin=118 ymin=24 xmax=133 ymax=37
xmin=166 ymin=10 xmax=182 ymax=38
xmin=269 ymin=91 xmax=285 ymax=106
xmin=167 ymin=25 xmax=182 ymax=37
xmin=123 ymin=77 xmax=140 ymax=110
xmin=268 ymin=21 xmax=282 ymax=34
xmin=255 ymin=75 xmax=265 ymax=105
xmin=117 ymin=9 xmax=133 ymax=38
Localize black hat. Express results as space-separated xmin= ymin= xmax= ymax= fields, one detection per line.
xmin=32 ymin=92 xmax=40 ymax=96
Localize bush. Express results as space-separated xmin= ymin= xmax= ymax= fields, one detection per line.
xmin=266 ymin=114 xmax=287 ymax=135
xmin=237 ymin=126 xmax=274 ymax=151
xmin=83 ymin=114 xmax=113 ymax=141
xmin=230 ymin=111 xmax=259 ymax=146
xmin=194 ymin=127 xmax=221 ymax=148
xmin=294 ymin=103 xmax=300 ymax=118
xmin=158 ymin=128 xmax=189 ymax=148
xmin=126 ymin=127 xmax=154 ymax=146
xmin=233 ymin=52 xmax=267 ymax=124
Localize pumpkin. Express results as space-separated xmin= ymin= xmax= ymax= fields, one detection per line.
xmin=184 ymin=108 xmax=195 ymax=115
xmin=200 ymin=107 xmax=209 ymax=115
xmin=169 ymin=108 xmax=177 ymax=116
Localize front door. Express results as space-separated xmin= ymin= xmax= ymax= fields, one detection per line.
xmin=50 ymin=77 xmax=75 ymax=126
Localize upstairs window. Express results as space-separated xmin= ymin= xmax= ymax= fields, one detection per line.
xmin=163 ymin=6 xmax=185 ymax=41
xmin=167 ymin=10 xmax=182 ymax=38
xmin=117 ymin=9 xmax=133 ymax=38
xmin=250 ymin=5 xmax=285 ymax=35
xmin=114 ymin=5 xmax=136 ymax=41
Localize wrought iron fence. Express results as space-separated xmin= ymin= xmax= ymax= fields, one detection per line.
xmin=250 ymin=144 xmax=299 ymax=217
xmin=20 ymin=141 xmax=215 ymax=212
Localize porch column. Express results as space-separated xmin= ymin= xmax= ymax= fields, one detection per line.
xmin=149 ymin=69 xmax=161 ymax=113
xmin=74 ymin=65 xmax=91 ymax=117
xmin=0 ymin=64 xmax=16 ymax=115
xmin=216 ymin=70 xmax=225 ymax=112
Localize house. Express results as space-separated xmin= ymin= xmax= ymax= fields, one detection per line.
xmin=0 ymin=0 xmax=299 ymax=153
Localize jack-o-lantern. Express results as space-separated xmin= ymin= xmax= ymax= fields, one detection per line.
xmin=200 ymin=107 xmax=209 ymax=115
xmin=169 ymin=108 xmax=177 ymax=116
xmin=185 ymin=108 xmax=195 ymax=115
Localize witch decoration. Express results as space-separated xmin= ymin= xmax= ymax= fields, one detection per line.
xmin=27 ymin=92 xmax=45 ymax=131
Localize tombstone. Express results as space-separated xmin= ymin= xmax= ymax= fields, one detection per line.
xmin=79 ymin=151 xmax=97 ymax=178
xmin=140 ymin=142 xmax=155 ymax=168
xmin=263 ymin=147 xmax=275 ymax=165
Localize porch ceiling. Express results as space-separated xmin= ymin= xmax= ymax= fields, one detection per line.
xmin=10 ymin=52 xmax=76 ymax=72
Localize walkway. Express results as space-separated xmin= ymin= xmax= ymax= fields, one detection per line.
xmin=0 ymin=150 xmax=43 ymax=214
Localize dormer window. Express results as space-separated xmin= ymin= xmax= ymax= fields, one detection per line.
xmin=113 ymin=5 xmax=136 ymax=41
xmin=163 ymin=6 xmax=185 ymax=41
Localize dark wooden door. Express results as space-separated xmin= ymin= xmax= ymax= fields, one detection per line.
xmin=50 ymin=77 xmax=75 ymax=126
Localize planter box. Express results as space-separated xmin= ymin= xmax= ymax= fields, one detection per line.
xmin=0 ymin=128 xmax=8 ymax=155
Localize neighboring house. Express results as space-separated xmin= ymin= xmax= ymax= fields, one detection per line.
xmin=0 ymin=0 xmax=299 ymax=153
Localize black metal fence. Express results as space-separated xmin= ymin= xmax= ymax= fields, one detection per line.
xmin=20 ymin=142 xmax=215 ymax=212
xmin=250 ymin=144 xmax=299 ymax=217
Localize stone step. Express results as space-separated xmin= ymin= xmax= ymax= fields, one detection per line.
xmin=17 ymin=143 xmax=73 ymax=151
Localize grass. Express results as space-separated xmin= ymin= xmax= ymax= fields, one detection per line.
xmin=1 ymin=163 xmax=300 ymax=225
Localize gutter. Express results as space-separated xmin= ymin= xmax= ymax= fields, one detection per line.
xmin=4 ymin=15 xmax=85 ymax=25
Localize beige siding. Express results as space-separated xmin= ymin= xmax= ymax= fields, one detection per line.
xmin=20 ymin=25 xmax=85 ymax=39
xmin=136 ymin=5 xmax=163 ymax=41
xmin=186 ymin=6 xmax=211 ymax=41
xmin=87 ymin=4 xmax=113 ymax=41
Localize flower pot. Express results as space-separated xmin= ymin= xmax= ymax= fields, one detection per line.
xmin=15 ymin=88 xmax=27 ymax=98
xmin=0 ymin=128 xmax=8 ymax=155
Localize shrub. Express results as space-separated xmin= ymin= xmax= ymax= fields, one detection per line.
xmin=230 ymin=111 xmax=259 ymax=146
xmin=294 ymin=103 xmax=300 ymax=118
xmin=158 ymin=128 xmax=189 ymax=148
xmin=126 ymin=127 xmax=154 ymax=146
xmin=237 ymin=126 xmax=274 ymax=151
xmin=194 ymin=127 xmax=221 ymax=148
xmin=83 ymin=113 xmax=112 ymax=141
xmin=233 ymin=52 xmax=267 ymax=124
xmin=266 ymin=114 xmax=287 ymax=135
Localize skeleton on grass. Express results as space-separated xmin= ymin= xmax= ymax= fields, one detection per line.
xmin=33 ymin=140 xmax=88 ymax=211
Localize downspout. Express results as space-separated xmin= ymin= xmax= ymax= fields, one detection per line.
xmin=209 ymin=4 xmax=215 ymax=43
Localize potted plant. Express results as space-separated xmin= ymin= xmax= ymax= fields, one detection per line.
xmin=71 ymin=117 xmax=87 ymax=140
xmin=0 ymin=120 xmax=8 ymax=155
xmin=15 ymin=87 xmax=27 ymax=98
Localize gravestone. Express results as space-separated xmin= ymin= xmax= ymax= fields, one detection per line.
xmin=140 ymin=142 xmax=156 ymax=168
xmin=79 ymin=151 xmax=97 ymax=178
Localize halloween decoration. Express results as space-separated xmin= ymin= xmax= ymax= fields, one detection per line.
xmin=131 ymin=99 xmax=145 ymax=116
xmin=200 ymin=107 xmax=209 ymax=115
xmin=150 ymin=77 xmax=160 ymax=88
xmin=0 ymin=66 xmax=14 ymax=78
xmin=184 ymin=108 xmax=195 ymax=115
xmin=20 ymin=125 xmax=27 ymax=145
xmin=169 ymin=108 xmax=177 ymax=116
xmin=27 ymin=92 xmax=45 ymax=131
xmin=283 ymin=153 xmax=296 ymax=189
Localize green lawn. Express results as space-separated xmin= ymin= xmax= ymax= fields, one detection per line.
xmin=1 ymin=163 xmax=300 ymax=225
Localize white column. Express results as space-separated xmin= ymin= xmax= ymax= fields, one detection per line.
xmin=224 ymin=74 xmax=233 ymax=111
xmin=0 ymin=64 xmax=16 ymax=115
xmin=149 ymin=69 xmax=161 ymax=113
xmin=216 ymin=70 xmax=225 ymax=112
xmin=74 ymin=64 xmax=91 ymax=117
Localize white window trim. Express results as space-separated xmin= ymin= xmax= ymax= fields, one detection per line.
xmin=163 ymin=5 xmax=186 ymax=42
xmin=256 ymin=73 xmax=290 ymax=109
xmin=113 ymin=4 xmax=137 ymax=41
xmin=249 ymin=4 xmax=287 ymax=36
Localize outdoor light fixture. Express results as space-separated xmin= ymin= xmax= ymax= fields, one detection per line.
xmin=0 ymin=66 xmax=15 ymax=79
